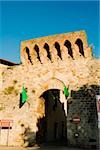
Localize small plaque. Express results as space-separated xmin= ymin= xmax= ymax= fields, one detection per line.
xmin=0 ymin=119 xmax=13 ymax=127
xmin=72 ymin=116 xmax=81 ymax=124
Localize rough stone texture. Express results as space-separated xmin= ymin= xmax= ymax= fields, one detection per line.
xmin=67 ymin=85 xmax=99 ymax=149
xmin=0 ymin=31 xmax=100 ymax=149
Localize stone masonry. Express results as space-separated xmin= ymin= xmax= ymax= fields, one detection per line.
xmin=0 ymin=30 xmax=100 ymax=149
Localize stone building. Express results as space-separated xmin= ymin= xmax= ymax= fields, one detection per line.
xmin=0 ymin=30 xmax=100 ymax=149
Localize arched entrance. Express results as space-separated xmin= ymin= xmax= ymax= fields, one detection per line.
xmin=36 ymin=88 xmax=67 ymax=145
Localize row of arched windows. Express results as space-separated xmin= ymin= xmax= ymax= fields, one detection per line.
xmin=24 ymin=38 xmax=85 ymax=64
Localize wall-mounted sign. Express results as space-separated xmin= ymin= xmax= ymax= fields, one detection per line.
xmin=0 ymin=119 xmax=13 ymax=127
xmin=72 ymin=116 xmax=81 ymax=124
xmin=0 ymin=119 xmax=13 ymax=146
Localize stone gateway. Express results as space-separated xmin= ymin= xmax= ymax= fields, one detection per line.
xmin=0 ymin=31 xmax=100 ymax=149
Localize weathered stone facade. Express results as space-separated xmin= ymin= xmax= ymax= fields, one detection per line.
xmin=0 ymin=30 xmax=100 ymax=149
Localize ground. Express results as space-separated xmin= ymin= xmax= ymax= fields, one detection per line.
xmin=0 ymin=146 xmax=85 ymax=150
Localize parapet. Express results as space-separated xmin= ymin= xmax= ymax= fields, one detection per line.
xmin=20 ymin=30 xmax=92 ymax=65
xmin=0 ymin=59 xmax=17 ymax=66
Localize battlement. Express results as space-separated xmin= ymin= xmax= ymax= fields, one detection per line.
xmin=20 ymin=30 xmax=92 ymax=65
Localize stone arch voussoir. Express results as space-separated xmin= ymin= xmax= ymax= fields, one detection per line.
xmin=36 ymin=78 xmax=65 ymax=98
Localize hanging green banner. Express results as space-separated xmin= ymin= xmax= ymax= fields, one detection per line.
xmin=64 ymin=85 xmax=69 ymax=97
xmin=22 ymin=86 xmax=28 ymax=103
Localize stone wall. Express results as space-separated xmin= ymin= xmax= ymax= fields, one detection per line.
xmin=0 ymin=31 xmax=100 ymax=148
xmin=67 ymin=85 xmax=99 ymax=149
xmin=20 ymin=30 xmax=92 ymax=65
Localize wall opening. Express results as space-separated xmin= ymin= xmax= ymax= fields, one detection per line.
xmin=36 ymin=89 xmax=67 ymax=145
xmin=25 ymin=47 xmax=33 ymax=64
xmin=54 ymin=42 xmax=62 ymax=59
xmin=64 ymin=40 xmax=73 ymax=58
xmin=34 ymin=44 xmax=42 ymax=63
xmin=75 ymin=39 xmax=85 ymax=57
xmin=44 ymin=43 xmax=52 ymax=61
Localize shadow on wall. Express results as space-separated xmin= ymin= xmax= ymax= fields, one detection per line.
xmin=20 ymin=124 xmax=36 ymax=147
xmin=36 ymin=116 xmax=47 ymax=144
xmin=67 ymin=84 xmax=100 ymax=149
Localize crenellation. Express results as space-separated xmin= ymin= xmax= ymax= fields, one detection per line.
xmin=54 ymin=41 xmax=62 ymax=59
xmin=34 ymin=44 xmax=42 ymax=63
xmin=43 ymin=43 xmax=51 ymax=60
xmin=75 ymin=38 xmax=85 ymax=57
xmin=21 ymin=31 xmax=90 ymax=65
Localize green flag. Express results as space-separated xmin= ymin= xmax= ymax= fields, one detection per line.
xmin=22 ymin=86 xmax=28 ymax=103
xmin=64 ymin=85 xmax=69 ymax=97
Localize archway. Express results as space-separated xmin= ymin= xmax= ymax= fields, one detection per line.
xmin=75 ymin=38 xmax=85 ymax=57
xmin=36 ymin=89 xmax=67 ymax=145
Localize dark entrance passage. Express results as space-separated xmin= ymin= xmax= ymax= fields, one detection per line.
xmin=36 ymin=89 xmax=67 ymax=145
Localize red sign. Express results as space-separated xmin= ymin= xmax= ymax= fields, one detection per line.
xmin=72 ymin=116 xmax=81 ymax=124
xmin=0 ymin=119 xmax=13 ymax=127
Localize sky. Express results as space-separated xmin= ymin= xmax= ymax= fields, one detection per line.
xmin=0 ymin=1 xmax=99 ymax=63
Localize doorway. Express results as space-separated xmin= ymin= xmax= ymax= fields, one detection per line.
xmin=36 ymin=89 xmax=67 ymax=144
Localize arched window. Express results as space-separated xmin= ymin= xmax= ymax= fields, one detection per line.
xmin=54 ymin=42 xmax=62 ymax=59
xmin=75 ymin=39 xmax=84 ymax=57
xmin=25 ymin=47 xmax=33 ymax=64
xmin=44 ymin=43 xmax=51 ymax=60
xmin=34 ymin=44 xmax=41 ymax=62
xmin=64 ymin=40 xmax=73 ymax=58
